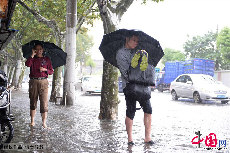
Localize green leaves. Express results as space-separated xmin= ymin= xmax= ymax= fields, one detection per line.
xmin=76 ymin=32 xmax=94 ymax=64
xmin=183 ymin=31 xmax=219 ymax=68
xmin=183 ymin=29 xmax=230 ymax=70
xmin=217 ymin=27 xmax=230 ymax=69
xmin=161 ymin=48 xmax=185 ymax=65
xmin=142 ymin=0 xmax=164 ymax=4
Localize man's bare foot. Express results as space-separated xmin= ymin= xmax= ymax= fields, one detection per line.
xmin=30 ymin=122 xmax=35 ymax=126
xmin=144 ymin=140 xmax=154 ymax=145
xmin=42 ymin=124 xmax=51 ymax=129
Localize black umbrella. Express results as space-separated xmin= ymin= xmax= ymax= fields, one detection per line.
xmin=99 ymin=29 xmax=164 ymax=67
xmin=22 ymin=40 xmax=67 ymax=69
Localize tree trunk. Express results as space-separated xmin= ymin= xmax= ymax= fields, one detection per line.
xmin=50 ymin=67 xmax=62 ymax=102
xmin=49 ymin=36 xmax=63 ymax=102
xmin=8 ymin=66 xmax=14 ymax=84
xmin=97 ymin=0 xmax=119 ymax=120
xmin=80 ymin=61 xmax=83 ymax=76
xmin=18 ymin=64 xmax=25 ymax=89
xmin=97 ymin=0 xmax=134 ymax=120
xmin=98 ymin=61 xmax=119 ymax=120
xmin=12 ymin=60 xmax=21 ymax=89
xmin=3 ymin=56 xmax=8 ymax=75
xmin=49 ymin=25 xmax=64 ymax=102
xmin=62 ymin=0 xmax=77 ymax=105
xmin=90 ymin=66 xmax=92 ymax=75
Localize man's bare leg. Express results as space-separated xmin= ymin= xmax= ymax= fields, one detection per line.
xmin=41 ymin=112 xmax=48 ymax=128
xmin=144 ymin=113 xmax=152 ymax=142
xmin=125 ymin=116 xmax=133 ymax=142
xmin=30 ymin=109 xmax=36 ymax=126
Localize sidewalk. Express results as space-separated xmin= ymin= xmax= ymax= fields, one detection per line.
xmin=4 ymin=89 xmax=131 ymax=153
xmin=2 ymin=88 xmax=230 ymax=153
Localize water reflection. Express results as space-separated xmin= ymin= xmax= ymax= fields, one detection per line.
xmin=5 ymin=89 xmax=230 ymax=152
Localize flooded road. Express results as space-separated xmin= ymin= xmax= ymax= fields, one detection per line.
xmin=2 ymin=87 xmax=230 ymax=152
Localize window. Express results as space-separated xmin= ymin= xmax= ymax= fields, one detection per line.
xmin=184 ymin=75 xmax=192 ymax=83
xmin=176 ymin=75 xmax=186 ymax=83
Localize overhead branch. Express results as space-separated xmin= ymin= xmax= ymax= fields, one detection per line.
xmin=76 ymin=0 xmax=97 ymax=34
xmin=107 ymin=0 xmax=134 ymax=20
xmin=107 ymin=1 xmax=116 ymax=13
xmin=0 ymin=50 xmax=14 ymax=59
xmin=97 ymin=0 xmax=116 ymax=34
xmin=17 ymin=0 xmax=54 ymax=27
xmin=115 ymin=0 xmax=134 ymax=20
xmin=17 ymin=0 xmax=61 ymax=43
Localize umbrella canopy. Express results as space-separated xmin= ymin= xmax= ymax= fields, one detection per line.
xmin=99 ymin=29 xmax=164 ymax=67
xmin=22 ymin=40 xmax=67 ymax=69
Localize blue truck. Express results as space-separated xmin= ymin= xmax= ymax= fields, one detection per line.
xmin=155 ymin=58 xmax=215 ymax=92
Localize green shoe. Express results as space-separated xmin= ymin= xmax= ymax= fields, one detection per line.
xmin=140 ymin=51 xmax=148 ymax=71
xmin=131 ymin=52 xmax=141 ymax=68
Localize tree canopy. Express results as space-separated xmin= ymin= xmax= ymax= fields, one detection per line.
xmin=11 ymin=0 xmax=99 ymax=43
xmin=76 ymin=32 xmax=94 ymax=64
xmin=217 ymin=27 xmax=230 ymax=69
xmin=8 ymin=0 xmax=97 ymax=64
xmin=161 ymin=48 xmax=185 ymax=65
xmin=183 ymin=31 xmax=221 ymax=70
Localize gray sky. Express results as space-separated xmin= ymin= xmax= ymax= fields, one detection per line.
xmin=89 ymin=0 xmax=230 ymax=60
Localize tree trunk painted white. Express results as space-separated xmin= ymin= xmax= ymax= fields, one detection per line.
xmin=8 ymin=66 xmax=14 ymax=84
xmin=62 ymin=0 xmax=77 ymax=105
xmin=17 ymin=64 xmax=25 ymax=89
xmin=3 ymin=64 xmax=7 ymax=75
xmin=3 ymin=56 xmax=7 ymax=75
xmin=12 ymin=60 xmax=21 ymax=88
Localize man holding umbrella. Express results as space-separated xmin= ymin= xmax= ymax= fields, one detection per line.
xmin=116 ymin=34 xmax=154 ymax=145
xmin=25 ymin=43 xmax=53 ymax=129
xmin=99 ymin=29 xmax=164 ymax=145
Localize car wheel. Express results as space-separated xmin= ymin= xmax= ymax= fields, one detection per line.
xmin=221 ymin=100 xmax=228 ymax=104
xmin=193 ymin=92 xmax=202 ymax=103
xmin=171 ymin=90 xmax=178 ymax=100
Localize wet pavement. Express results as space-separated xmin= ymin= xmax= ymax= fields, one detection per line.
xmin=1 ymin=85 xmax=230 ymax=153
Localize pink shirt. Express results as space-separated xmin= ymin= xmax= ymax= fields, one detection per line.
xmin=25 ymin=56 xmax=54 ymax=78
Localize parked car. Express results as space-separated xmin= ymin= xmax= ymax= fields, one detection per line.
xmin=170 ymin=74 xmax=230 ymax=104
xmin=81 ymin=76 xmax=102 ymax=94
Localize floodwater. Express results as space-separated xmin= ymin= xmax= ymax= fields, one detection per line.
xmin=1 ymin=85 xmax=230 ymax=153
